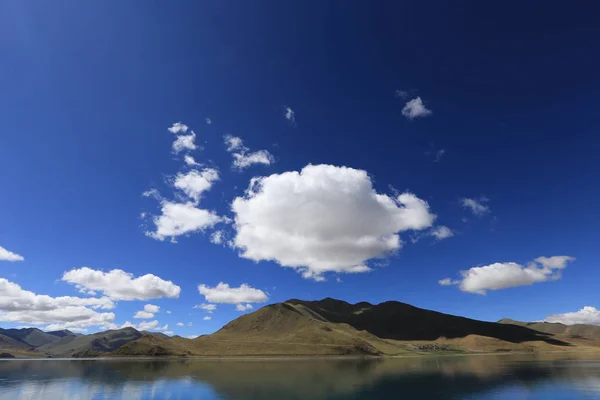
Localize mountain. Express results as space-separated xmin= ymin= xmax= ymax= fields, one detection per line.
xmin=114 ymin=298 xmax=577 ymax=357
xmin=285 ymin=298 xmax=568 ymax=345
xmin=498 ymin=318 xmax=600 ymax=340
xmin=39 ymin=327 xmax=144 ymax=357
xmin=0 ymin=333 xmax=31 ymax=350
xmin=4 ymin=298 xmax=597 ymax=359
xmin=0 ymin=327 xmax=71 ymax=348
xmin=46 ymin=329 xmax=79 ymax=338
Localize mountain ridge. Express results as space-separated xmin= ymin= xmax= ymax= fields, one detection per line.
xmin=3 ymin=298 xmax=600 ymax=358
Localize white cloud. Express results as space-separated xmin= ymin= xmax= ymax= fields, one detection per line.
xmin=534 ymin=256 xmax=574 ymax=269
xmin=394 ymin=89 xmax=409 ymax=99
xmin=173 ymin=169 xmax=219 ymax=203
xmin=62 ymin=267 xmax=181 ymax=301
xmin=203 ymin=316 xmax=211 ymax=321
xmin=224 ymin=135 xmax=274 ymax=170
xmin=210 ymin=230 xmax=225 ymax=245
xmin=431 ymin=226 xmax=454 ymax=240
xmin=224 ymin=135 xmax=244 ymax=152
xmin=134 ymin=311 xmax=154 ymax=319
xmin=438 ymin=277 xmax=459 ymax=286
xmin=198 ymin=283 xmax=268 ymax=304
xmin=144 ymin=304 xmax=160 ymax=313
xmin=284 ymin=106 xmax=295 ymax=123
xmin=545 ymin=306 xmax=600 ymax=325
xmin=433 ymin=149 xmax=446 ymax=162
xmin=235 ymin=303 xmax=254 ymax=312
xmin=166 ymin=310 xmax=172 ymax=314
xmin=184 ymin=155 xmax=199 ymax=166
xmin=188 ymin=322 xmax=193 ymax=327
xmin=401 ymin=97 xmax=432 ymax=119
xmin=146 ymin=201 xmax=223 ymax=241
xmin=176 ymin=322 xmax=184 ymax=327
xmin=133 ymin=305 xmax=159 ymax=319
xmin=0 ymin=278 xmax=115 ymax=330
xmin=206 ymin=118 xmax=212 ymax=125
xmin=232 ymin=151 xmax=274 ymax=170
xmin=440 ymin=256 xmax=575 ymax=295
xmin=193 ymin=303 xmax=217 ymax=313
xmin=138 ymin=320 xmax=159 ymax=330
xmin=188 ymin=335 xmax=199 ymax=339
xmin=461 ymin=197 xmax=490 ymax=216
xmin=231 ymin=164 xmax=436 ymax=280
xmin=0 ymin=246 xmax=24 ymax=262
xmin=168 ymin=122 xmax=189 ymax=134
xmin=172 ymin=133 xmax=197 ymax=153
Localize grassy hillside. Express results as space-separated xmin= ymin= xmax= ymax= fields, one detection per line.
xmin=0 ymin=328 xmax=64 ymax=348
xmin=113 ymin=299 xmax=582 ymax=357
xmin=286 ymin=298 xmax=568 ymax=345
xmin=498 ymin=318 xmax=600 ymax=340
xmin=115 ymin=303 xmax=407 ymax=357
xmin=39 ymin=327 xmax=143 ymax=357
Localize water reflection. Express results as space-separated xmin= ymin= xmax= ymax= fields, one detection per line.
xmin=1 ymin=353 xmax=600 ymax=399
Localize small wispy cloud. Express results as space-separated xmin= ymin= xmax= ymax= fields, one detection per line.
xmin=461 ymin=197 xmax=490 ymax=217
xmin=402 ymin=97 xmax=432 ymax=119
xmin=205 ymin=118 xmax=212 ymax=125
xmin=431 ymin=226 xmax=454 ymax=240
xmin=394 ymin=89 xmax=409 ymax=99
xmin=223 ymin=135 xmax=274 ymax=170
xmin=283 ymin=106 xmax=295 ymax=124
xmin=0 ymin=246 xmax=24 ymax=262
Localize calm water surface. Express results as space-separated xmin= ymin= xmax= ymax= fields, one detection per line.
xmin=1 ymin=353 xmax=600 ymax=399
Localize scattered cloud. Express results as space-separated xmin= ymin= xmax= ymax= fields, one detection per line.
xmin=133 ymin=311 xmax=154 ymax=319
xmin=62 ymin=267 xmax=181 ymax=301
xmin=203 ymin=316 xmax=211 ymax=321
xmin=210 ymin=230 xmax=225 ymax=245
xmin=545 ymin=306 xmax=600 ymax=325
xmin=172 ymin=132 xmax=197 ymax=153
xmin=193 ymin=303 xmax=217 ymax=313
xmin=166 ymin=310 xmax=172 ymax=314
xmin=235 ymin=303 xmax=254 ymax=312
xmin=144 ymin=304 xmax=160 ymax=313
xmin=283 ymin=106 xmax=295 ymax=124
xmin=184 ymin=155 xmax=199 ymax=166
xmin=431 ymin=149 xmax=446 ymax=163
xmin=176 ymin=322 xmax=184 ymax=327
xmin=0 ymin=245 xmax=24 ymax=262
xmin=231 ymin=164 xmax=436 ymax=280
xmin=173 ymin=169 xmax=219 ymax=203
xmin=198 ymin=282 xmax=268 ymax=304
xmin=133 ymin=304 xmax=160 ymax=319
xmin=0 ymin=278 xmax=115 ymax=330
xmin=146 ymin=201 xmax=223 ymax=242
xmin=205 ymin=118 xmax=212 ymax=125
xmin=401 ymin=97 xmax=432 ymax=119
xmin=440 ymin=255 xmax=575 ymax=295
xmin=438 ymin=277 xmax=459 ymax=286
xmin=394 ymin=89 xmax=409 ymax=99
xmin=188 ymin=322 xmax=193 ymax=327
xmin=431 ymin=226 xmax=454 ymax=240
xmin=188 ymin=335 xmax=198 ymax=339
xmin=461 ymin=197 xmax=490 ymax=216
xmin=167 ymin=122 xmax=189 ymax=134
xmin=224 ymin=135 xmax=274 ymax=170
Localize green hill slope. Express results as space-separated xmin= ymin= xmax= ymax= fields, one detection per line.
xmin=498 ymin=318 xmax=600 ymax=340
xmin=39 ymin=327 xmax=143 ymax=357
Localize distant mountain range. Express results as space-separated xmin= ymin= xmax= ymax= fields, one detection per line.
xmin=2 ymin=298 xmax=600 ymax=358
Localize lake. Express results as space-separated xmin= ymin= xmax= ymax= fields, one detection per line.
xmin=1 ymin=353 xmax=600 ymax=399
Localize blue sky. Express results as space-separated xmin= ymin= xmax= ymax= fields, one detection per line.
xmin=1 ymin=2 xmax=599 ymax=337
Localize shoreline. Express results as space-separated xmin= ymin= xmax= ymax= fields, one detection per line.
xmin=3 ymin=349 xmax=600 ymax=362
